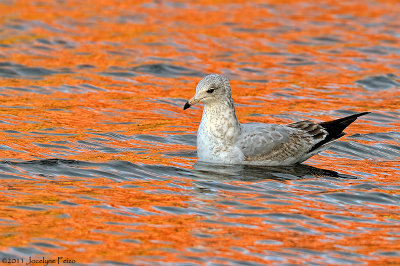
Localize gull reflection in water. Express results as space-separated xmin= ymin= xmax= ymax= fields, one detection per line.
xmin=191 ymin=161 xmax=357 ymax=181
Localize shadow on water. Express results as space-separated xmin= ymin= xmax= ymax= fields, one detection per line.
xmin=1 ymin=158 xmax=357 ymax=182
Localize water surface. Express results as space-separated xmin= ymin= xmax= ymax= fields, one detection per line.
xmin=0 ymin=0 xmax=399 ymax=265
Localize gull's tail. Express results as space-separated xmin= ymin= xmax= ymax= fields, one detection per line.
xmin=309 ymin=112 xmax=370 ymax=152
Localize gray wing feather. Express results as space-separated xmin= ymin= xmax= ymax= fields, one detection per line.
xmin=238 ymin=123 xmax=294 ymax=157
xmin=287 ymin=120 xmax=326 ymax=139
xmin=238 ymin=121 xmax=328 ymax=162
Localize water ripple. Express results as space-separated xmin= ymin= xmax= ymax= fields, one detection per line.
xmin=131 ymin=63 xmax=204 ymax=77
xmin=356 ymin=74 xmax=400 ymax=91
xmin=0 ymin=62 xmax=66 ymax=79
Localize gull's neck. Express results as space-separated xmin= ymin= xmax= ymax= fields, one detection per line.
xmin=201 ymin=98 xmax=241 ymax=142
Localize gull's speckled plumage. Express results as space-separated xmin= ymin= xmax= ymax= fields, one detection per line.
xmin=183 ymin=74 xmax=369 ymax=166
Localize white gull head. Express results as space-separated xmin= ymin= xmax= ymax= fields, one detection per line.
xmin=183 ymin=74 xmax=232 ymax=110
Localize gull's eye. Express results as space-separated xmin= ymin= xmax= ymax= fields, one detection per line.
xmin=207 ymin=88 xmax=215 ymax=93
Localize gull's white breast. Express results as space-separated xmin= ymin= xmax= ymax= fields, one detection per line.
xmin=197 ymin=115 xmax=244 ymax=164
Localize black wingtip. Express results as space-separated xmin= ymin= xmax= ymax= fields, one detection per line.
xmin=319 ymin=111 xmax=370 ymax=129
xmin=183 ymin=101 xmax=191 ymax=110
xmin=310 ymin=111 xmax=370 ymax=152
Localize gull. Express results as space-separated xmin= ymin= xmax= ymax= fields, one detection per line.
xmin=183 ymin=74 xmax=370 ymax=166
